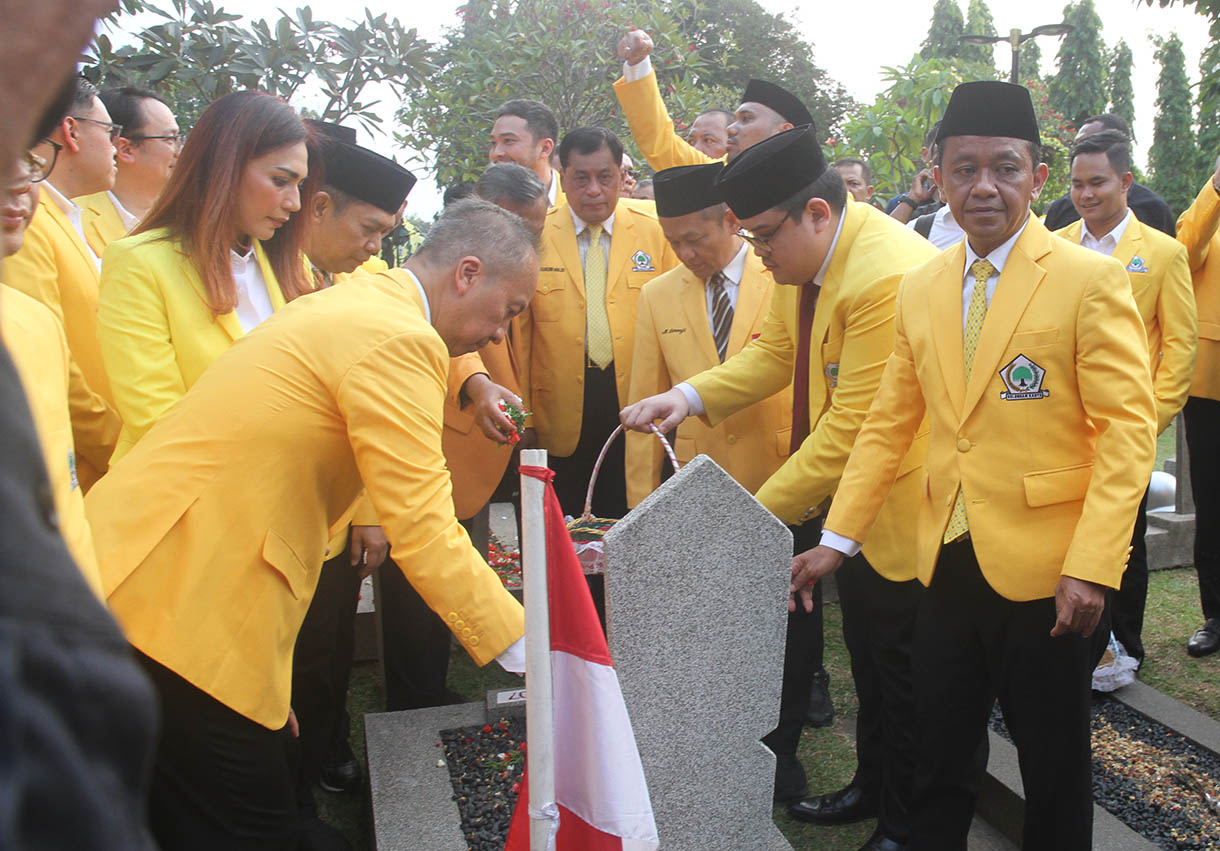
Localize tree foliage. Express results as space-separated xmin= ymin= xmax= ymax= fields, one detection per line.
xmin=1107 ymin=40 xmax=1136 ymax=135
xmin=960 ymin=0 xmax=999 ymax=70
xmin=84 ymin=0 xmax=432 ymax=133
xmin=395 ymin=0 xmax=852 ymax=186
xmin=1149 ymin=33 xmax=1200 ymax=215
xmin=921 ymin=0 xmax=965 ymax=61
xmin=1019 ymin=38 xmax=1043 ymax=84
xmin=1048 ymin=0 xmax=1108 ymax=128
xmin=1197 ymin=25 xmax=1220 ymax=182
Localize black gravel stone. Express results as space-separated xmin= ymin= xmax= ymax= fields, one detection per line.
xmin=440 ymin=716 xmax=526 ymax=850
xmin=988 ymin=695 xmax=1220 ymax=849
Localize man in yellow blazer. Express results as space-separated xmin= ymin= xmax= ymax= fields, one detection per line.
xmin=490 ymin=99 xmax=566 ymax=208
xmin=1057 ymin=129 xmax=1196 ymax=668
xmin=7 ymin=76 xmax=120 ymax=490
xmin=1179 ymin=151 xmax=1220 ymax=658
xmin=792 ymin=82 xmax=1156 ymax=850
xmin=613 ymin=27 xmax=811 ymax=171
xmin=84 ymin=199 xmax=535 ymax=847
xmin=518 ymin=126 xmax=677 ymax=519
xmin=622 ymin=129 xmax=937 ymax=841
xmin=78 ymin=86 xmax=181 ymax=256
xmin=624 ymin=163 xmax=791 ymax=506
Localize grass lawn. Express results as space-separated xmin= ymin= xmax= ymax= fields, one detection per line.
xmin=322 ymin=563 xmax=1220 ymax=849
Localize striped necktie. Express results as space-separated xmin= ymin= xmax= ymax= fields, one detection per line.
xmin=584 ymin=224 xmax=613 ymax=369
xmin=709 ymin=271 xmax=733 ymax=362
xmin=943 ymin=257 xmax=996 ymax=544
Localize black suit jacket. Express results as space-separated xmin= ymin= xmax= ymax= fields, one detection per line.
xmin=0 ymin=343 xmax=158 ymax=850
xmin=1043 ymin=182 xmax=1177 ymax=236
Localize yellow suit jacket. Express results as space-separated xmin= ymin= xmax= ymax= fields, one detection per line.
xmin=0 ymin=286 xmax=102 ymax=598
xmin=625 ymin=250 xmax=790 ymax=506
xmin=826 ymin=215 xmax=1156 ymax=600
xmin=688 ymin=201 xmax=938 ymax=581
xmin=78 ymin=190 xmax=131 ymax=257
xmin=85 ymin=270 xmax=524 ymax=728
xmin=5 ymin=192 xmax=118 ymax=489
xmin=1177 ymin=179 xmax=1220 ymax=401
xmin=518 ymin=201 xmax=678 ymax=456
xmin=98 ymin=228 xmax=289 ymax=462
xmin=613 ymin=70 xmax=720 ymax=172
xmin=1058 ymin=216 xmax=1196 ymax=432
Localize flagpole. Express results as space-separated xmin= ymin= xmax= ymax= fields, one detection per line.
xmin=519 ymin=448 xmax=555 ymax=851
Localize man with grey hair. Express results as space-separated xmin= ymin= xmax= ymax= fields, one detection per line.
xmin=476 ymin=161 xmax=548 ymax=233
xmin=84 ymin=199 xmax=538 ymax=847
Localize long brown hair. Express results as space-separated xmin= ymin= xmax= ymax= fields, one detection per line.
xmin=135 ymin=91 xmax=318 ymax=314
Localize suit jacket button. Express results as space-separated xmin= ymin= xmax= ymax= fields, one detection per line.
xmin=727 ymin=434 xmax=738 ymax=444
xmin=469 ymin=636 xmax=480 ymax=646
xmin=957 ymin=438 xmax=971 ymax=452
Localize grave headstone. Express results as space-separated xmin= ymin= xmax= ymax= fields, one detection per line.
xmin=604 ymin=454 xmax=793 ymax=850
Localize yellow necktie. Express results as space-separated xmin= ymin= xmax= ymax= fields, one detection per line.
xmin=584 ymin=225 xmax=613 ymax=369
xmin=943 ymin=258 xmax=997 ymax=545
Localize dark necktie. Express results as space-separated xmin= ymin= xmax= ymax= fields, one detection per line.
xmin=789 ymin=281 xmax=819 ymax=455
xmin=709 ymin=271 xmax=733 ymax=363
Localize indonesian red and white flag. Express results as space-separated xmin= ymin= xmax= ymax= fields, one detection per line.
xmin=504 ymin=466 xmax=659 ymax=851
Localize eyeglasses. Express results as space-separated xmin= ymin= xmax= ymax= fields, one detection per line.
xmin=33 ymin=138 xmax=61 ymax=182
xmin=737 ymin=210 xmax=797 ymax=252
xmin=71 ymin=115 xmax=124 ymax=142
xmin=9 ymin=149 xmax=50 ymax=186
xmin=126 ymin=131 xmax=186 ymax=149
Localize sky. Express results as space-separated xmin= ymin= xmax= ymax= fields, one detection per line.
xmin=101 ymin=0 xmax=1213 ymax=218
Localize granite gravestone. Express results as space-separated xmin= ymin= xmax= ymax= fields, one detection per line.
xmin=604 ymin=454 xmax=794 ymax=850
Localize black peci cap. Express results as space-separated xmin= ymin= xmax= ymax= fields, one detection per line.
xmin=713 ymin=125 xmax=825 ymax=219
xmin=740 ymin=80 xmax=813 ymax=129
xmin=653 ymin=164 xmax=725 ymax=217
xmin=306 ymin=119 xmax=358 ymax=146
xmin=321 ymin=142 xmax=417 ymax=214
xmin=936 ymin=81 xmax=1041 ymax=148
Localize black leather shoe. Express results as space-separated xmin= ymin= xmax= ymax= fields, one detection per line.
xmin=805 ymin=671 xmax=835 ymax=727
xmin=787 ymin=784 xmax=878 ymax=825
xmin=1187 ymin=618 xmax=1220 ymax=657
xmin=773 ymin=754 xmax=809 ymax=802
xmin=319 ymin=746 xmax=362 ymax=793
xmin=855 ymin=827 xmax=909 ymax=851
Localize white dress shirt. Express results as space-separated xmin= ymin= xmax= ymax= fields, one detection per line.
xmin=623 ymin=55 xmax=654 ymax=82
xmin=43 ymin=180 xmax=101 ymax=269
xmin=704 ymin=240 xmax=747 ymax=322
xmin=229 ymin=245 xmax=275 ymax=333
xmin=399 ymin=268 xmax=525 ymax=673
xmin=907 ymin=203 xmax=966 ymax=251
xmin=570 ymin=206 xmax=614 ymax=267
xmin=819 ymin=214 xmax=1033 ymax=557
xmin=676 ymin=209 xmax=846 ymax=416
xmin=546 ymin=170 xmax=559 ymax=206
xmin=1079 ymin=209 xmax=1132 ymax=257
xmin=108 ymin=190 xmax=140 ymax=233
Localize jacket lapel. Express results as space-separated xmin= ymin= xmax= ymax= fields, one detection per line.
xmin=728 ymin=252 xmax=769 ymax=356
xmin=39 ymin=196 xmax=98 ymax=278
xmin=255 ymin=241 xmax=287 ymax=310
xmin=180 ymin=247 xmax=243 ymax=342
xmin=607 ymin=205 xmax=632 ymax=294
xmin=679 ymin=270 xmax=720 ymax=365
xmin=552 ymin=211 xmax=583 ymax=298
xmin=1112 ymin=217 xmax=1143 ymax=270
xmin=930 ymin=243 xmax=969 ymax=416
xmin=807 ymin=202 xmax=864 ymax=409
xmin=960 ymin=218 xmax=1049 ymax=417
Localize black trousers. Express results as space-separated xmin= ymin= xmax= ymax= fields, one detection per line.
xmin=1185 ymin=396 xmax=1220 ymax=620
xmin=837 ymin=553 xmax=921 ymax=841
xmin=290 ymin=537 xmax=362 ymax=799
xmin=549 ymin=362 xmax=627 ymax=520
xmin=138 ymin=652 xmax=303 ymax=851
xmin=1095 ymin=488 xmax=1150 ymax=664
xmin=911 ymin=540 xmax=1094 ymax=851
xmin=762 ymin=521 xmax=825 ymax=757
xmin=380 ymin=557 xmax=454 ymax=711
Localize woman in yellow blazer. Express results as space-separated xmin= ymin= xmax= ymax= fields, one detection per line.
xmin=97 ymin=91 xmax=316 ymax=462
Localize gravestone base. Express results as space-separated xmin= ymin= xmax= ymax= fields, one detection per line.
xmin=1145 ymin=511 xmax=1195 ymax=571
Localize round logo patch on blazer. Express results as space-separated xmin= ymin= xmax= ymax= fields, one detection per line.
xmin=999 ymin=354 xmax=1050 ymax=400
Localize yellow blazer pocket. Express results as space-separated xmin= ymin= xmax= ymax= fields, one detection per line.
xmin=262 ymin=529 xmax=313 ymax=600
xmin=1023 ymin=462 xmax=1094 ymax=508
xmin=444 ymin=399 xmax=476 ymax=435
xmin=777 ymin=427 xmax=792 ymax=457
xmin=674 ymin=435 xmax=698 ymax=464
xmin=820 ymin=337 xmax=843 ymax=388
xmin=531 ymin=278 xmax=567 ymax=321
xmin=1198 ymin=320 xmax=1220 ymax=342
xmin=1008 ymin=328 xmax=1060 ymax=349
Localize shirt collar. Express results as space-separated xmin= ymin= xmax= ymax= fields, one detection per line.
xmin=964 ymin=212 xmax=1030 ymax=277
xmin=230 ymin=242 xmax=256 ymax=267
xmin=720 ymin=240 xmax=748 ymax=285
xmin=570 ymin=206 xmax=615 ymax=237
xmin=403 ymin=267 xmax=432 ymax=324
xmin=1081 ymin=208 xmax=1132 ymax=250
xmin=108 ymin=190 xmax=140 ymax=231
xmin=547 ymin=170 xmax=559 ymax=206
xmin=812 ymin=206 xmax=847 ymax=287
xmin=41 ymin=180 xmax=80 ymax=217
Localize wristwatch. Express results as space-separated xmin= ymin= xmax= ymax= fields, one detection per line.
xmin=895 ymin=195 xmax=915 ymax=208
